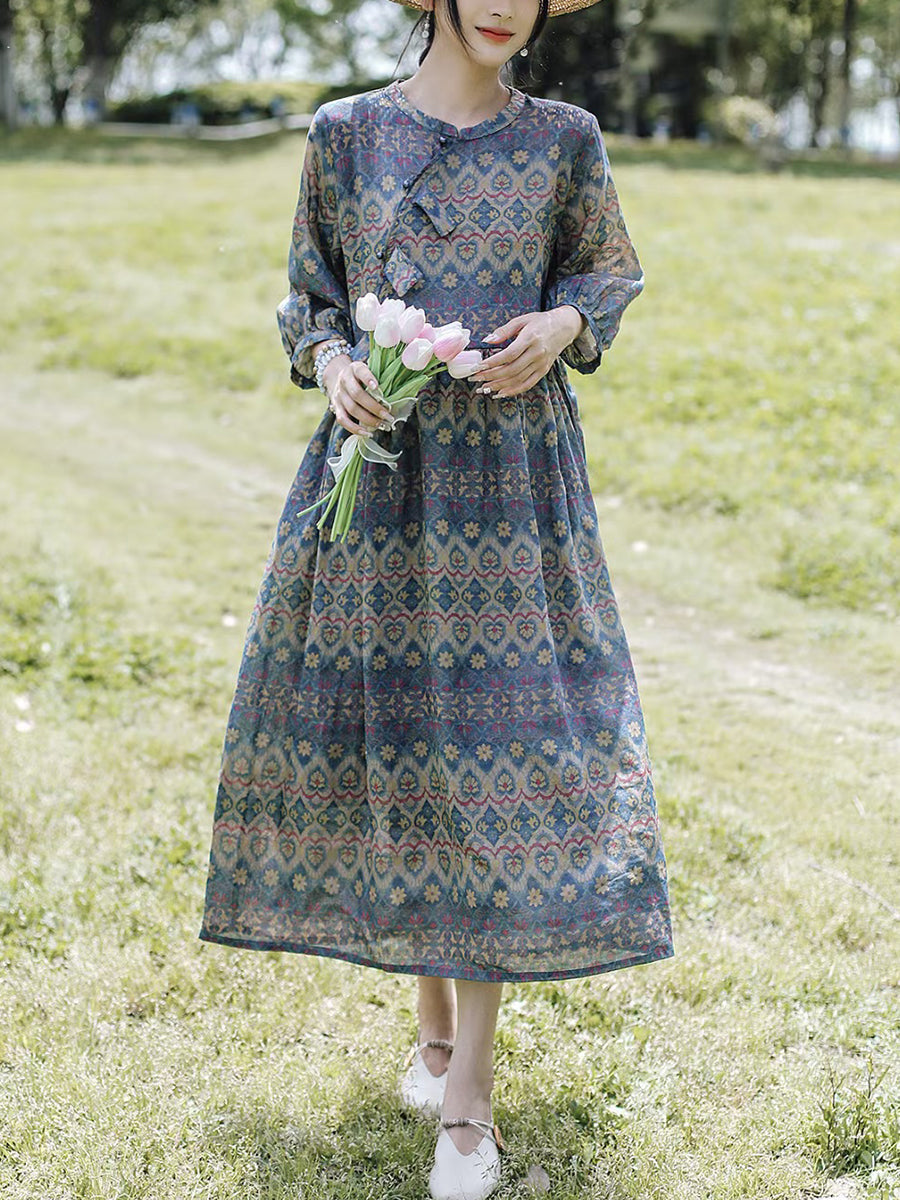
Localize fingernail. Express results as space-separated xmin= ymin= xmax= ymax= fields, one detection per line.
xmin=485 ymin=333 xmax=498 ymax=342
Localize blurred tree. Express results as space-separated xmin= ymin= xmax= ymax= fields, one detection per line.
xmin=837 ymin=0 xmax=858 ymax=144
xmin=273 ymin=0 xmax=407 ymax=85
xmin=524 ymin=0 xmax=720 ymax=138
xmin=120 ymin=0 xmax=291 ymax=89
xmin=518 ymin=0 xmax=623 ymax=129
xmin=12 ymin=0 xmax=221 ymax=121
xmin=642 ymin=0 xmax=723 ymax=138
xmin=730 ymin=0 xmax=885 ymax=145
xmin=528 ymin=0 xmax=896 ymax=142
xmin=0 ymin=0 xmax=15 ymax=126
xmin=80 ymin=0 xmax=222 ymax=113
xmin=804 ymin=0 xmax=844 ymax=145
xmin=855 ymin=0 xmax=898 ymax=132
xmin=12 ymin=0 xmax=83 ymax=124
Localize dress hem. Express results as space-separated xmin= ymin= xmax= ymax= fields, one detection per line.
xmin=197 ymin=927 xmax=674 ymax=983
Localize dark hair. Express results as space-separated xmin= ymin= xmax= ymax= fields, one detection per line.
xmin=395 ymin=0 xmax=550 ymax=80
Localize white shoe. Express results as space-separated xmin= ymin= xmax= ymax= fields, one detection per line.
xmin=398 ymin=1037 xmax=454 ymax=1117
xmin=428 ymin=1114 xmax=505 ymax=1200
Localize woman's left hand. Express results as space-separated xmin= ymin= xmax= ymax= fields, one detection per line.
xmin=469 ymin=306 xmax=586 ymax=398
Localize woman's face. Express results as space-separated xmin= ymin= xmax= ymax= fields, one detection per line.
xmin=434 ymin=0 xmax=542 ymax=64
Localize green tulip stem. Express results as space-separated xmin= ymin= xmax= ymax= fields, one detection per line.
xmin=314 ymin=477 xmax=343 ymax=531
xmin=298 ymin=482 xmax=337 ymax=519
xmin=332 ymin=449 xmax=363 ymax=540
xmin=378 ymin=350 xmax=408 ymax=394
xmin=340 ymin=457 xmax=364 ymax=540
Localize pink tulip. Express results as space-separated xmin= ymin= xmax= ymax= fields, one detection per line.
xmin=373 ymin=313 xmax=402 ymax=348
xmin=447 ymin=349 xmax=484 ymax=379
xmin=431 ymin=327 xmax=471 ymax=362
xmin=418 ymin=323 xmax=437 ymax=342
xmin=397 ymin=306 xmax=427 ymax=342
xmin=401 ymin=337 xmax=435 ymax=371
xmin=355 ymin=292 xmax=381 ymax=331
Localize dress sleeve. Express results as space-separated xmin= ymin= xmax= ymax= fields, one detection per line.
xmin=545 ymin=114 xmax=644 ymax=374
xmin=275 ymin=108 xmax=355 ymax=390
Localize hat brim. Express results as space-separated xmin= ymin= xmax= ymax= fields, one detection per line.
xmin=388 ymin=0 xmax=604 ymax=15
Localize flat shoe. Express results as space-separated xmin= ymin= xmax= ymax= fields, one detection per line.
xmin=428 ymin=1114 xmax=505 ymax=1200
xmin=398 ymin=1036 xmax=454 ymax=1117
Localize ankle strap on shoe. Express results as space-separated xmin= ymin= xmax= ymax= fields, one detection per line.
xmin=402 ymin=1037 xmax=454 ymax=1070
xmin=441 ymin=1117 xmax=506 ymax=1153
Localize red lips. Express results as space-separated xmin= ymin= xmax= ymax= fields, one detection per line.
xmin=477 ymin=26 xmax=513 ymax=40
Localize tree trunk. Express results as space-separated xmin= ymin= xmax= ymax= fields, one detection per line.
xmin=81 ymin=0 xmax=119 ymax=119
xmin=716 ymin=0 xmax=733 ymax=83
xmin=838 ymin=0 xmax=857 ymax=148
xmin=80 ymin=54 xmax=116 ymax=119
xmin=50 ymin=85 xmax=70 ymax=125
xmin=35 ymin=13 xmax=67 ymax=125
xmin=0 ymin=0 xmax=15 ymax=128
xmin=808 ymin=38 xmax=831 ymax=148
xmin=619 ymin=12 xmax=640 ymax=137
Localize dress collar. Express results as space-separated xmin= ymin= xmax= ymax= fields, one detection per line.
xmin=385 ymin=78 xmax=527 ymax=140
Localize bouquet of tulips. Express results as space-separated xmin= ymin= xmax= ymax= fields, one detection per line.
xmin=298 ymin=293 xmax=484 ymax=542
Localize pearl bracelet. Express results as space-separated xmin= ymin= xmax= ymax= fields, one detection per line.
xmin=314 ymin=339 xmax=353 ymax=394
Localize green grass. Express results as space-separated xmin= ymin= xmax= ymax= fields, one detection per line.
xmin=0 ymin=126 xmax=898 ymax=1199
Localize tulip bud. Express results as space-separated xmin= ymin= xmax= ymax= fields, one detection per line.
xmin=401 ymin=337 xmax=435 ymax=371
xmin=446 ymin=349 xmax=484 ymax=379
xmin=397 ymin=306 xmax=427 ymax=343
xmin=431 ymin=321 xmax=465 ymax=338
xmin=431 ymin=328 xmax=471 ymax=361
xmin=418 ymin=323 xmax=437 ymax=343
xmin=373 ymin=314 xmax=402 ymax=348
xmin=355 ymin=292 xmax=381 ymax=331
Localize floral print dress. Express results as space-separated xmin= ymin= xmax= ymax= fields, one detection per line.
xmin=198 ymin=78 xmax=675 ymax=982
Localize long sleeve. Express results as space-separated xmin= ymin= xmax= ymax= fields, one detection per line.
xmin=545 ymin=113 xmax=644 ymax=374
xmin=276 ymin=108 xmax=356 ymax=390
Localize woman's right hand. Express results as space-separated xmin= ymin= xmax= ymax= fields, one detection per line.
xmin=323 ymin=355 xmax=395 ymax=435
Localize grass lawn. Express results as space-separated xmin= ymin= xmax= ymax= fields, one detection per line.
xmin=0 ymin=126 xmax=898 ymax=1200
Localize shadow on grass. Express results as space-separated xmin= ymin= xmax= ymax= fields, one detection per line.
xmin=199 ymin=1068 xmax=616 ymax=1198
xmin=2 ymin=125 xmax=898 ymax=180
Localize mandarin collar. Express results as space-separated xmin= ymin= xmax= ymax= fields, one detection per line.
xmin=385 ymin=77 xmax=528 ymax=140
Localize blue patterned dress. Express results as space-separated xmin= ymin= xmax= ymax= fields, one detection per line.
xmin=198 ymin=79 xmax=675 ymax=982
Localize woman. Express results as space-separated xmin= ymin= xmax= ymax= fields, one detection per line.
xmin=199 ymin=0 xmax=675 ymax=1196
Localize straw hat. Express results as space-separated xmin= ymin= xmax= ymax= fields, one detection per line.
xmin=389 ymin=0 xmax=604 ymax=16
